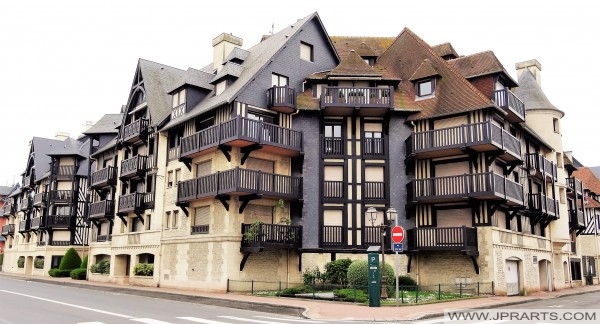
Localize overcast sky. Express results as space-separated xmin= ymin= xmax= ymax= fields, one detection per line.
xmin=1 ymin=1 xmax=598 ymax=185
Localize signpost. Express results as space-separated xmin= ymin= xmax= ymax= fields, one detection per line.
xmin=391 ymin=225 xmax=405 ymax=307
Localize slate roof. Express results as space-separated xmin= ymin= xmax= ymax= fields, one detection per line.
xmin=330 ymin=36 xmax=395 ymax=59
xmin=0 ymin=186 xmax=13 ymax=196
xmin=83 ymin=114 xmax=122 ymax=135
xmin=513 ymin=69 xmax=564 ymax=115
xmin=448 ymin=51 xmax=517 ymax=87
xmin=168 ymin=68 xmax=214 ymax=94
xmin=162 ymin=12 xmax=331 ymax=131
xmin=209 ymin=62 xmax=244 ymax=84
xmin=375 ymin=28 xmax=497 ymax=121
xmin=137 ymin=59 xmax=186 ymax=126
xmin=91 ymin=137 xmax=118 ymax=158
xmin=27 ymin=136 xmax=90 ymax=180
xmin=225 ymin=47 xmax=250 ymax=63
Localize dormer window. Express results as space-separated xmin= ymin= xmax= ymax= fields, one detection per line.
xmin=417 ymin=79 xmax=435 ymax=97
xmin=215 ymin=80 xmax=227 ymax=95
xmin=172 ymin=89 xmax=185 ymax=108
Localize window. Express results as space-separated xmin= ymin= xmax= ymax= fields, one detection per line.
xmin=131 ymin=217 xmax=143 ymax=232
xmin=324 ymin=123 xmax=343 ymax=155
xmin=553 ymin=118 xmax=560 ymax=133
xmin=571 ymin=261 xmax=582 ymax=280
xmin=364 ymin=129 xmax=383 ymax=156
xmin=215 ymin=80 xmax=227 ymax=95
xmin=164 ymin=211 xmax=171 ymax=229
xmin=192 ymin=206 xmax=210 ymax=234
xmin=174 ymin=169 xmax=181 ymax=186
xmin=145 ymin=214 xmax=151 ymax=231
xmin=195 ymin=160 xmax=212 ymax=178
xmin=247 ymin=110 xmax=276 ymax=124
xmin=300 ymin=42 xmax=314 ymax=62
xmin=172 ymin=89 xmax=186 ymax=108
xmin=272 ymin=73 xmax=289 ymax=86
xmin=167 ymin=170 xmax=174 ymax=188
xmin=172 ymin=210 xmax=179 ymax=229
xmin=417 ymin=79 xmax=434 ymax=97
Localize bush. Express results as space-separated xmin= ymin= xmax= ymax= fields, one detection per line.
xmin=346 ymin=259 xmax=395 ymax=292
xmin=133 ymin=263 xmax=154 ymax=276
xmin=34 ymin=257 xmax=44 ymax=269
xmin=334 ymin=288 xmax=368 ymax=303
xmin=0 ymin=253 xmax=4 ymax=266
xmin=90 ymin=260 xmax=110 ymax=274
xmin=275 ymin=285 xmax=311 ymax=296
xmin=323 ymin=258 xmax=352 ymax=286
xmin=396 ymin=275 xmax=418 ymax=290
xmin=70 ymin=268 xmax=87 ymax=280
xmin=48 ymin=268 xmax=71 ymax=277
xmin=59 ymin=248 xmax=82 ymax=271
xmin=81 ymin=255 xmax=88 ymax=269
xmin=17 ymin=256 xmax=25 ymax=268
xmin=302 ymin=266 xmax=323 ymax=285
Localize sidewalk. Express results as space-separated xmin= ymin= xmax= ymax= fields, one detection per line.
xmin=2 ymin=272 xmax=600 ymax=322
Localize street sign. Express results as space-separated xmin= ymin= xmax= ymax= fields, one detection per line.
xmin=393 ymin=243 xmax=403 ymax=252
xmin=391 ymin=225 xmax=405 ymax=243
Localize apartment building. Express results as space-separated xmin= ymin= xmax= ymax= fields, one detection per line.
xmin=1 ymin=185 xmax=17 ymax=254
xmin=573 ymin=166 xmax=600 ymax=284
xmin=3 ymin=11 xmax=595 ymax=295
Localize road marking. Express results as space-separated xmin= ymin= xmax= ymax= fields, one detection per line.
xmin=254 ymin=316 xmax=325 ymax=323
xmin=413 ymin=319 xmax=446 ymax=324
xmin=0 ymin=289 xmax=133 ymax=319
xmin=130 ymin=319 xmax=174 ymax=324
xmin=78 ymin=322 xmax=105 ymax=324
xmin=177 ymin=318 xmax=231 ymax=324
xmin=220 ymin=316 xmax=288 ymax=324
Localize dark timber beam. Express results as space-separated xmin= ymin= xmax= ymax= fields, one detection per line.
xmin=239 ymin=194 xmax=262 ymax=213
xmin=240 ymin=144 xmax=262 ymax=165
xmin=217 ymin=194 xmax=230 ymax=211
xmin=218 ymin=145 xmax=232 ymax=162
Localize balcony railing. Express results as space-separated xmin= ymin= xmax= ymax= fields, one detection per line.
xmin=33 ymin=192 xmax=47 ymax=207
xmin=406 ymin=226 xmax=478 ymax=253
xmin=89 ymin=200 xmax=115 ymax=220
xmin=117 ymin=192 xmax=145 ymax=215
xmin=52 ymin=165 xmax=76 ymax=178
xmin=19 ymin=219 xmax=30 ymax=232
xmin=120 ymin=155 xmax=148 ymax=179
xmin=30 ymin=216 xmax=44 ymax=230
xmin=566 ymin=177 xmax=584 ymax=196
xmin=180 ymin=117 xmax=303 ymax=160
xmin=408 ymin=172 xmax=524 ymax=205
xmin=2 ymin=203 xmax=14 ymax=216
xmin=191 ymin=225 xmax=209 ymax=235
xmin=91 ymin=166 xmax=117 ymax=188
xmin=1 ymin=224 xmax=15 ymax=236
xmin=240 ymin=223 xmax=302 ymax=250
xmin=22 ymin=174 xmax=33 ymax=188
xmin=20 ymin=197 xmax=32 ymax=211
xmin=96 ymin=234 xmax=112 ymax=242
xmin=323 ymin=137 xmax=344 ymax=156
xmin=569 ymin=208 xmax=585 ymax=230
xmin=525 ymin=153 xmax=557 ymax=182
xmin=177 ymin=168 xmax=302 ymax=204
xmin=526 ymin=193 xmax=559 ymax=219
xmin=46 ymin=215 xmax=71 ymax=228
xmin=48 ymin=190 xmax=74 ymax=203
xmin=323 ymin=181 xmax=344 ymax=200
xmin=320 ymin=87 xmax=393 ymax=116
xmin=362 ymin=137 xmax=384 ymax=157
xmin=122 ymin=118 xmax=149 ymax=144
xmin=362 ymin=226 xmax=390 ymax=247
xmin=266 ymin=85 xmax=296 ymax=113
xmin=364 ymin=181 xmax=385 ymax=201
xmin=405 ymin=121 xmax=521 ymax=161
xmin=493 ymin=89 xmax=525 ymax=123
xmin=322 ymin=225 xmax=344 ymax=247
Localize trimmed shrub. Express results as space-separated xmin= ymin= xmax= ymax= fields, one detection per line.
xmin=302 ymin=266 xmax=323 ymax=285
xmin=323 ymin=258 xmax=352 ymax=286
xmin=17 ymin=256 xmax=25 ymax=268
xmin=34 ymin=257 xmax=44 ymax=269
xmin=275 ymin=285 xmax=311 ymax=297
xmin=133 ymin=263 xmax=154 ymax=276
xmin=70 ymin=268 xmax=87 ymax=280
xmin=90 ymin=260 xmax=110 ymax=274
xmin=396 ymin=275 xmax=418 ymax=290
xmin=59 ymin=248 xmax=82 ymax=271
xmin=334 ymin=288 xmax=368 ymax=303
xmin=48 ymin=268 xmax=71 ymax=277
xmin=81 ymin=255 xmax=88 ymax=269
xmin=346 ymin=259 xmax=395 ymax=292
xmin=0 ymin=253 xmax=4 ymax=266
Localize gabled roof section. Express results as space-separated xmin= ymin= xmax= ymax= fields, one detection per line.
xmin=513 ymin=69 xmax=564 ymax=115
xmin=409 ymin=59 xmax=439 ymax=81
xmin=225 ymin=47 xmax=250 ymax=64
xmin=376 ymin=28 xmax=496 ymax=121
xmin=0 ymin=185 xmax=13 ymax=196
xmin=47 ymin=137 xmax=87 ymax=157
xmin=91 ymin=137 xmax=118 ymax=158
xmin=574 ymin=167 xmax=600 ymax=194
xmin=29 ymin=137 xmax=64 ymax=181
xmin=162 ymin=12 xmax=336 ymax=131
xmin=591 ymin=166 xmax=600 ymax=179
xmin=209 ymin=62 xmax=244 ymax=84
xmin=83 ymin=114 xmax=122 ymax=135
xmin=168 ymin=68 xmax=214 ymax=94
xmin=449 ymin=51 xmax=517 ymax=86
xmin=432 ymin=42 xmax=459 ymax=60
xmin=330 ymin=36 xmax=394 ymax=59
xmin=329 ymin=50 xmax=382 ymax=78
xmin=135 ymin=59 xmax=185 ymax=125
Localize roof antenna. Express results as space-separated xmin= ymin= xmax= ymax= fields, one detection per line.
xmin=270 ymin=21 xmax=274 ymax=35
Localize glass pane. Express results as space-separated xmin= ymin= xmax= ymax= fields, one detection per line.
xmin=419 ymin=81 xmax=432 ymax=96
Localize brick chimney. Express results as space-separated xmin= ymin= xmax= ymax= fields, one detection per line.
xmin=515 ymin=59 xmax=542 ymax=86
xmin=212 ymin=33 xmax=243 ymax=72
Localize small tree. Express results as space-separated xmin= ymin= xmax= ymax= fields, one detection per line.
xmin=346 ymin=259 xmax=395 ymax=292
xmin=323 ymin=258 xmax=352 ymax=286
xmin=59 ymin=248 xmax=82 ymax=271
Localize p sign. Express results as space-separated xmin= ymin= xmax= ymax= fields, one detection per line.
xmin=391 ymin=225 xmax=405 ymax=244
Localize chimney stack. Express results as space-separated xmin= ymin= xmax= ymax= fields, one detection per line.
xmin=81 ymin=120 xmax=94 ymax=133
xmin=212 ymin=33 xmax=243 ymax=72
xmin=515 ymin=59 xmax=542 ymax=86
xmin=55 ymin=131 xmax=70 ymax=141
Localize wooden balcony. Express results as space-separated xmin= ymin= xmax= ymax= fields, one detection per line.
xmin=96 ymin=234 xmax=112 ymax=242
xmin=120 ymin=155 xmax=148 ymax=180
xmin=493 ymin=89 xmax=525 ymax=123
xmin=20 ymin=197 xmax=32 ymax=211
xmin=33 ymin=192 xmax=47 ymax=207
xmin=405 ymin=121 xmax=521 ymax=162
xmin=1 ymin=224 xmax=15 ymax=236
xmin=117 ymin=192 xmax=148 ymax=216
xmin=362 ymin=137 xmax=384 ymax=157
xmin=19 ymin=219 xmax=30 ymax=233
xmin=408 ymin=172 xmax=524 ymax=206
xmin=320 ymin=86 xmax=393 ymax=116
xmin=30 ymin=216 xmax=44 ymax=230
xmin=569 ymin=208 xmax=585 ymax=232
xmin=322 ymin=137 xmax=344 ymax=156
xmin=362 ymin=226 xmax=391 ymax=248
xmin=2 ymin=203 xmax=14 ymax=216
xmin=52 ymin=165 xmax=76 ymax=178
xmin=406 ymin=226 xmax=478 ymax=255
xmin=363 ymin=181 xmax=385 ymax=202
xmin=22 ymin=174 xmax=34 ymax=189
xmin=89 ymin=200 xmax=115 ymax=220
xmin=177 ymin=168 xmax=302 ymax=205
xmin=566 ymin=177 xmax=584 ymax=197
xmin=122 ymin=118 xmax=149 ymax=144
xmin=525 ymin=153 xmax=557 ymax=182
xmin=240 ymin=223 xmax=302 ymax=251
xmin=526 ymin=193 xmax=559 ymax=220
xmin=45 ymin=215 xmax=72 ymax=229
xmin=322 ymin=225 xmax=344 ymax=247
xmin=323 ymin=181 xmax=344 ymax=201
xmin=180 ymin=117 xmax=303 ymax=162
xmin=90 ymin=166 xmax=117 ymax=188
xmin=266 ymin=85 xmax=296 ymax=113
xmin=48 ymin=190 xmax=74 ymax=204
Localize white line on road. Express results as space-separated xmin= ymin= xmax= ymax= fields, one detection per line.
xmin=413 ymin=319 xmax=446 ymax=324
xmin=220 ymin=316 xmax=288 ymax=324
xmin=77 ymin=322 xmax=106 ymax=324
xmin=130 ymin=319 xmax=174 ymax=324
xmin=177 ymin=318 xmax=232 ymax=324
xmin=0 ymin=289 xmax=134 ymax=319
xmin=254 ymin=316 xmax=325 ymax=323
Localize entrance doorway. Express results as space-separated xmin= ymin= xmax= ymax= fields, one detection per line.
xmin=505 ymin=259 xmax=520 ymax=296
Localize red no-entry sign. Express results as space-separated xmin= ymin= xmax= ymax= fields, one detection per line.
xmin=391 ymin=225 xmax=405 ymax=243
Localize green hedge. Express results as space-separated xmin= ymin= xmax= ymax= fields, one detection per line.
xmin=90 ymin=260 xmax=110 ymax=274
xmin=347 ymin=259 xmax=395 ymax=292
xmin=34 ymin=257 xmax=44 ymax=269
xmin=48 ymin=269 xmax=71 ymax=277
xmin=70 ymin=268 xmax=87 ymax=280
xmin=59 ymin=248 xmax=82 ymax=271
xmin=17 ymin=256 xmax=25 ymax=268
xmin=133 ymin=263 xmax=154 ymax=276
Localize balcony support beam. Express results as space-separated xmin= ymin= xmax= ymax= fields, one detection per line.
xmin=239 ymin=194 xmax=262 ymax=214
xmin=240 ymin=252 xmax=251 ymax=271
xmin=487 ymin=202 xmax=502 ymax=219
xmin=217 ymin=194 xmax=230 ymax=211
xmin=179 ymin=158 xmax=192 ymax=172
xmin=218 ymin=145 xmax=232 ymax=162
xmin=240 ymin=144 xmax=262 ymax=165
xmin=470 ymin=256 xmax=480 ymax=274
xmin=407 ymin=254 xmax=413 ymax=273
xmin=179 ymin=205 xmax=189 ymax=217
xmin=504 ymin=161 xmax=522 ymax=176
xmin=465 ymin=148 xmax=479 ymax=170
xmin=118 ymin=215 xmax=128 ymax=226
xmin=486 ymin=150 xmax=504 ymax=167
xmin=134 ymin=212 xmax=144 ymax=225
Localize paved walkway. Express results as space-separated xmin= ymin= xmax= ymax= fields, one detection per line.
xmin=2 ymin=272 xmax=599 ymax=322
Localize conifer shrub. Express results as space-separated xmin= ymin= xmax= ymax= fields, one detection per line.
xmin=59 ymin=248 xmax=82 ymax=271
